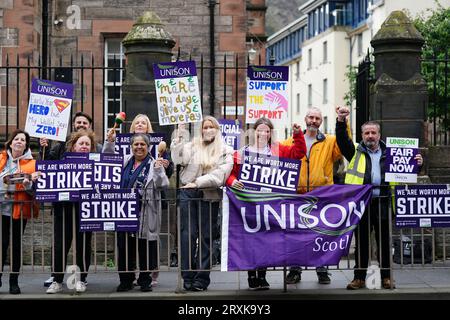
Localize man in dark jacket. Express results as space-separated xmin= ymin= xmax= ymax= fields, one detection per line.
xmin=342 ymin=121 xmax=423 ymax=290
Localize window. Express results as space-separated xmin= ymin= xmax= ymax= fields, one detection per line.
xmin=308 ymin=84 xmax=312 ymax=106
xmin=295 ymin=61 xmax=300 ymax=80
xmin=323 ymin=78 xmax=328 ymax=104
xmin=357 ymin=33 xmax=363 ymax=56
xmin=308 ymin=48 xmax=312 ymax=69
xmin=296 ymin=93 xmax=300 ymax=114
xmin=104 ymin=38 xmax=125 ymax=136
xmin=314 ymin=9 xmax=319 ymax=36
xmin=323 ymin=41 xmax=328 ymax=63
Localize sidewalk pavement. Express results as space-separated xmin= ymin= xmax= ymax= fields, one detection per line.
xmin=1 ymin=264 xmax=450 ymax=300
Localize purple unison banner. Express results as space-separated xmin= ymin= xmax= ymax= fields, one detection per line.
xmin=35 ymin=159 xmax=94 ymax=202
xmin=114 ymin=133 xmax=166 ymax=159
xmin=79 ymin=189 xmax=140 ymax=232
xmin=395 ymin=185 xmax=450 ymax=228
xmin=221 ymin=184 xmax=372 ymax=271
xmin=218 ymin=119 xmax=241 ymax=150
xmin=238 ymin=151 xmax=301 ymax=194
xmin=62 ymin=152 xmax=123 ymax=191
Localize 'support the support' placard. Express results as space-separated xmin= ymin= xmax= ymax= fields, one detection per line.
xmin=246 ymin=66 xmax=289 ymax=125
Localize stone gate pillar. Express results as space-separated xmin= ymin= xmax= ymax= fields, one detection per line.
xmin=370 ymin=11 xmax=428 ymax=146
xmin=122 ymin=11 xmax=176 ymax=138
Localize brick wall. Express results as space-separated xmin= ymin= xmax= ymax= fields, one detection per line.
xmin=0 ymin=0 xmax=266 ymax=135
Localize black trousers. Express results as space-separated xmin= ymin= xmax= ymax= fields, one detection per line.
xmin=1 ymin=216 xmax=27 ymax=282
xmin=53 ymin=202 xmax=92 ymax=283
xmin=117 ymin=232 xmax=157 ymax=285
xmin=353 ymin=198 xmax=391 ymax=280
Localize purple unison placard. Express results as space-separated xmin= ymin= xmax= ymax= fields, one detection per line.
xmin=221 ymin=184 xmax=373 ymax=271
xmin=395 ymin=185 xmax=450 ymax=228
xmin=238 ymin=151 xmax=301 ymax=194
xmin=63 ymin=152 xmax=123 ymax=191
xmin=153 ymin=61 xmax=202 ymax=126
xmin=79 ymin=189 xmax=140 ymax=232
xmin=35 ymin=159 xmax=94 ymax=202
xmin=246 ymin=66 xmax=289 ymax=125
xmin=25 ymin=78 xmax=74 ymax=142
xmin=218 ymin=119 xmax=241 ymax=150
xmin=114 ymin=133 xmax=166 ymax=159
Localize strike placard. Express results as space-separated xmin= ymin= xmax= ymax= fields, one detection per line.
xmin=385 ymin=137 xmax=419 ymax=183
xmin=114 ymin=133 xmax=165 ymax=159
xmin=35 ymin=159 xmax=94 ymax=202
xmin=25 ymin=79 xmax=73 ymax=142
xmin=62 ymin=153 xmax=123 ymax=191
xmin=395 ymin=185 xmax=450 ymax=228
xmin=153 ymin=61 xmax=202 ymax=125
xmin=238 ymin=151 xmax=301 ymax=193
xmin=246 ymin=66 xmax=289 ymax=125
xmin=79 ymin=190 xmax=140 ymax=232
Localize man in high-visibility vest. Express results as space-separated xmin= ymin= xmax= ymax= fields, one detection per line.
xmin=282 ymin=106 xmax=353 ymax=285
xmin=344 ymin=121 xmax=423 ymax=290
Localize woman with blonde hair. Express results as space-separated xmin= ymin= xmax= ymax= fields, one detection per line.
xmin=171 ymin=116 xmax=233 ymax=291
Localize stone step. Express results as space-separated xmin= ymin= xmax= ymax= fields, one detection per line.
xmin=429 ymin=176 xmax=450 ymax=184
xmin=428 ymin=146 xmax=450 ymax=168
xmin=428 ymin=168 xmax=450 ymax=176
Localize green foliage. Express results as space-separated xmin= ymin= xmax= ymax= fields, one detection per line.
xmin=343 ymin=65 xmax=358 ymax=107
xmin=104 ymin=258 xmax=115 ymax=268
xmin=412 ymin=2 xmax=450 ymax=129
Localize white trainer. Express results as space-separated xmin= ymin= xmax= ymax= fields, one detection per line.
xmin=75 ymin=281 xmax=87 ymax=293
xmin=44 ymin=276 xmax=54 ymax=287
xmin=46 ymin=282 xmax=63 ymax=294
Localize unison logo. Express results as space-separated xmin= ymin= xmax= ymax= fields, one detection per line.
xmin=251 ymin=67 xmax=283 ymax=80
xmin=234 ymin=191 xmax=365 ymax=235
xmin=36 ymin=79 xmax=68 ymax=97
xmin=157 ymin=64 xmax=191 ymax=77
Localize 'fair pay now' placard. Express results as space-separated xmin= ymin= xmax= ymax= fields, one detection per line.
xmin=385 ymin=137 xmax=419 ymax=183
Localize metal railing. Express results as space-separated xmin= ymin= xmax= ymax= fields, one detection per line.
xmin=1 ymin=187 xmax=449 ymax=293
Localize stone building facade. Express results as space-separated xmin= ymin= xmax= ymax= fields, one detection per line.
xmin=0 ymin=0 xmax=267 ymax=136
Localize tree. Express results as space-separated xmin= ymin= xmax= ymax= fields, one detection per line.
xmin=413 ymin=2 xmax=450 ymax=130
xmin=343 ymin=65 xmax=358 ymax=108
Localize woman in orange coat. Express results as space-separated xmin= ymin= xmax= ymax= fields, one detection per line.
xmin=0 ymin=129 xmax=40 ymax=294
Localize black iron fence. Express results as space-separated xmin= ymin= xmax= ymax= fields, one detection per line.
xmin=355 ymin=51 xmax=449 ymax=146
xmin=422 ymin=51 xmax=450 ymax=146
xmin=0 ymin=53 xmax=253 ymax=145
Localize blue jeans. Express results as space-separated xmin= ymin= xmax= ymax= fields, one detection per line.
xmin=179 ymin=189 xmax=219 ymax=289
